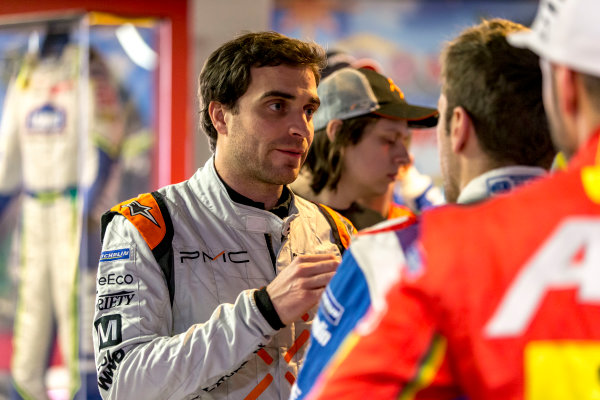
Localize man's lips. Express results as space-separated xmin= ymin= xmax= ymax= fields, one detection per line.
xmin=276 ymin=148 xmax=304 ymax=157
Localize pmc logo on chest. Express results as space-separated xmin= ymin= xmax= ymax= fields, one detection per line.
xmin=180 ymin=250 xmax=249 ymax=264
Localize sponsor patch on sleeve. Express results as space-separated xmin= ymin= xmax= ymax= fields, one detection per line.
xmin=321 ymin=286 xmax=345 ymax=326
xmin=312 ymin=315 xmax=332 ymax=346
xmin=97 ymin=348 xmax=126 ymax=392
xmin=95 ymin=314 xmax=122 ymax=350
xmin=100 ymin=248 xmax=130 ymax=263
xmin=97 ymin=291 xmax=136 ymax=311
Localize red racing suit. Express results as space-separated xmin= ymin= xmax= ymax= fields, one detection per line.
xmin=308 ymin=130 xmax=600 ymax=400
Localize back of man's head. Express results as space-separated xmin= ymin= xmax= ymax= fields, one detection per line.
xmin=198 ymin=31 xmax=326 ymax=152
xmin=441 ymin=18 xmax=555 ymax=169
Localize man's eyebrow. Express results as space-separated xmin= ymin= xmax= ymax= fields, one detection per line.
xmin=260 ymin=90 xmax=295 ymax=100
xmin=259 ymin=91 xmax=320 ymax=107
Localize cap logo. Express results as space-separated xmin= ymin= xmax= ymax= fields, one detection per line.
xmin=388 ymin=78 xmax=405 ymax=99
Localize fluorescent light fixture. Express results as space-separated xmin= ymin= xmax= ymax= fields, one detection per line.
xmin=115 ymin=23 xmax=157 ymax=70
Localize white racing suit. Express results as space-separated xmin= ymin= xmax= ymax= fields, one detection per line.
xmin=93 ymin=157 xmax=351 ymax=400
xmin=0 ymin=46 xmax=124 ymax=399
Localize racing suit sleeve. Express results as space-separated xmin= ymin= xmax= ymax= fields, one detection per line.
xmin=93 ymin=216 xmax=277 ymax=399
xmin=304 ymin=225 xmax=462 ymax=400
xmin=291 ymin=250 xmax=372 ymax=400
xmin=292 ymin=217 xmax=417 ymax=400
xmin=307 ymin=279 xmax=461 ymax=400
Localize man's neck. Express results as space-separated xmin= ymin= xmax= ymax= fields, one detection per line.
xmin=459 ymin=156 xmax=501 ymax=195
xmin=576 ymin=77 xmax=600 ymax=154
xmin=214 ymin=163 xmax=283 ymax=210
xmin=357 ymin=192 xmax=390 ymax=218
xmin=577 ymin=112 xmax=600 ymax=153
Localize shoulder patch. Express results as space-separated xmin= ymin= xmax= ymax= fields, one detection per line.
xmin=107 ymin=192 xmax=170 ymax=252
xmin=111 ymin=193 xmax=166 ymax=251
xmin=101 ymin=191 xmax=176 ymax=306
xmin=101 ymin=191 xmax=174 ymax=263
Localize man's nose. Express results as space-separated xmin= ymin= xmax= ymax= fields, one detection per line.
xmin=289 ymin=112 xmax=312 ymax=138
xmin=392 ymin=142 xmax=411 ymax=166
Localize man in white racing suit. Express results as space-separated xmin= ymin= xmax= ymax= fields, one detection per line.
xmin=93 ymin=31 xmax=352 ymax=399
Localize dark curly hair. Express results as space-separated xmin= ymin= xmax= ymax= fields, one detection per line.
xmin=198 ymin=31 xmax=327 ymax=152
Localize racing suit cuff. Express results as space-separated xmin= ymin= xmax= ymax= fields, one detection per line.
xmin=254 ymin=287 xmax=285 ymax=330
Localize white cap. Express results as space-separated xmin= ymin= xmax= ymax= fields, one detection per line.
xmin=508 ymin=0 xmax=600 ymax=76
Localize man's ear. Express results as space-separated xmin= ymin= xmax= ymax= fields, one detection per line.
xmin=326 ymin=119 xmax=343 ymax=142
xmin=208 ymin=101 xmax=228 ymax=135
xmin=555 ymin=65 xmax=578 ymax=118
xmin=450 ymin=106 xmax=473 ymax=154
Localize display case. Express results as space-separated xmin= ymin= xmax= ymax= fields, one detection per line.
xmin=0 ymin=12 xmax=167 ymax=399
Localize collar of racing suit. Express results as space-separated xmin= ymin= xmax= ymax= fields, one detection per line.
xmin=457 ymin=165 xmax=547 ymax=204
xmin=191 ymin=156 xmax=299 ymax=235
xmin=215 ymin=166 xmax=293 ymax=220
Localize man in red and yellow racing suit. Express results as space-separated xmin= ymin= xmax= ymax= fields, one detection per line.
xmin=293 ymin=17 xmax=557 ymax=400
xmin=306 ymin=1 xmax=600 ymax=399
